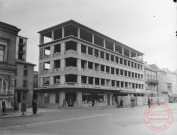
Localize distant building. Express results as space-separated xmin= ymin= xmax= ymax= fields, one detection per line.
xmin=0 ymin=21 xmax=20 ymax=108
xmin=35 ymin=20 xmax=145 ymax=107
xmin=144 ymin=63 xmax=158 ymax=97
xmin=150 ymin=64 xmax=169 ymax=102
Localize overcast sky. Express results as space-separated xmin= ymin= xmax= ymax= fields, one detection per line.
xmin=0 ymin=0 xmax=176 ymax=71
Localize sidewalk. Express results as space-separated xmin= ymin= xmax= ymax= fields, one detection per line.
xmin=0 ymin=104 xmax=148 ymax=119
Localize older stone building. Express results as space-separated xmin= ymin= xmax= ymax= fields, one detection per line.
xmin=0 ymin=22 xmax=20 ymax=109
xmin=35 ymin=20 xmax=145 ymax=107
xmin=144 ymin=63 xmax=158 ymax=97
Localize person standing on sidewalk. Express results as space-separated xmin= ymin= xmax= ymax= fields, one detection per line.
xmin=1 ymin=99 xmax=6 ymax=115
xmin=32 ymin=99 xmax=37 ymax=114
xmin=62 ymin=98 xmax=66 ymax=108
xmin=21 ymin=100 xmax=26 ymax=115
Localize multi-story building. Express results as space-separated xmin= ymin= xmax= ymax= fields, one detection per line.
xmin=35 ymin=20 xmax=145 ymax=107
xmin=14 ymin=35 xmax=35 ymax=107
xmin=0 ymin=21 xmax=20 ymax=109
xmin=144 ymin=63 xmax=158 ymax=97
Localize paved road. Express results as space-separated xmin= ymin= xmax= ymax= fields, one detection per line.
xmin=0 ymin=103 xmax=177 ymax=135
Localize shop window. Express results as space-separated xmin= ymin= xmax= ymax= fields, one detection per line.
xmin=82 ymin=93 xmax=92 ymax=103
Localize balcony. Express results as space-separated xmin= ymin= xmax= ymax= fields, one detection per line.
xmin=65 ymin=82 xmax=78 ymax=86
xmin=64 ymin=66 xmax=78 ymax=72
xmin=146 ymin=79 xmax=158 ymax=84
xmin=64 ymin=50 xmax=78 ymax=55
xmin=43 ymin=55 xmax=50 ymax=59
xmin=53 ymin=52 xmax=61 ymax=57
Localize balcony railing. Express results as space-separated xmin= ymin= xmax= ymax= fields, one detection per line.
xmin=64 ymin=66 xmax=78 ymax=71
xmin=43 ymin=55 xmax=50 ymax=59
xmin=64 ymin=50 xmax=78 ymax=55
xmin=53 ymin=52 xmax=61 ymax=57
xmin=65 ymin=82 xmax=78 ymax=86
xmin=146 ymin=79 xmax=158 ymax=84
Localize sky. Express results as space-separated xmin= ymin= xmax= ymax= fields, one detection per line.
xmin=0 ymin=0 xmax=176 ymax=71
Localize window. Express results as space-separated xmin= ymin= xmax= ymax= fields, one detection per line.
xmin=54 ymin=76 xmax=60 ymax=84
xmin=23 ymin=80 xmax=27 ymax=88
xmin=0 ymin=76 xmax=8 ymax=94
xmin=0 ymin=45 xmax=5 ymax=62
xmin=44 ymin=77 xmax=50 ymax=85
xmin=24 ymin=70 xmax=28 ymax=76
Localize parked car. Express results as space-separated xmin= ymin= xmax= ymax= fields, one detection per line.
xmin=151 ymin=97 xmax=165 ymax=105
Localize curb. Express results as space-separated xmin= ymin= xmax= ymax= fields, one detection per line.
xmin=0 ymin=113 xmax=42 ymax=119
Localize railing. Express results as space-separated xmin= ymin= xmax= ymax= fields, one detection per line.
xmin=64 ymin=66 xmax=78 ymax=71
xmin=53 ymin=52 xmax=61 ymax=57
xmin=43 ymin=55 xmax=50 ymax=59
xmin=146 ymin=79 xmax=158 ymax=83
xmin=64 ymin=50 xmax=78 ymax=55
xmin=65 ymin=82 xmax=78 ymax=86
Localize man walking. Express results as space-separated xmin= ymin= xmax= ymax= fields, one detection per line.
xmin=32 ymin=99 xmax=37 ymax=114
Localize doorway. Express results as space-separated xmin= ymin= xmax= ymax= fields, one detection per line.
xmin=65 ymin=92 xmax=76 ymax=107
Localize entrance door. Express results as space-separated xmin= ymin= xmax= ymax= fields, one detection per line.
xmin=66 ymin=92 xmax=76 ymax=107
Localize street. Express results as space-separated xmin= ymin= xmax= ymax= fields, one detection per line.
xmin=0 ymin=103 xmax=177 ymax=135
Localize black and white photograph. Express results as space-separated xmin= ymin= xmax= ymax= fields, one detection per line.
xmin=0 ymin=0 xmax=177 ymax=135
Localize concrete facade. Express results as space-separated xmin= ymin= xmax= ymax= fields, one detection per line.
xmin=35 ymin=20 xmax=145 ymax=107
xmin=0 ymin=21 xmax=20 ymax=109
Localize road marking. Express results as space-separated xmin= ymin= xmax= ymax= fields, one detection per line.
xmin=2 ymin=113 xmax=109 ymax=130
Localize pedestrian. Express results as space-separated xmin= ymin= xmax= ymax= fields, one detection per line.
xmin=130 ymin=97 xmax=134 ymax=108
xmin=116 ymin=98 xmax=120 ymax=108
xmin=32 ymin=99 xmax=37 ymax=114
xmin=148 ymin=97 xmax=151 ymax=108
xmin=21 ymin=100 xmax=26 ymax=115
xmin=120 ymin=97 xmax=123 ymax=108
xmin=62 ymin=98 xmax=66 ymax=108
xmin=1 ymin=99 xmax=6 ymax=115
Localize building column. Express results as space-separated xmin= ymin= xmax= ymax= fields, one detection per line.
xmin=50 ymin=45 xmax=54 ymax=57
xmin=60 ymin=75 xmax=65 ymax=85
xmin=61 ymin=59 xmax=65 ymax=70
xmin=77 ymin=59 xmax=81 ymax=71
xmin=50 ymin=60 xmax=54 ymax=72
xmin=50 ymin=76 xmax=54 ymax=85
xmin=78 ymin=27 xmax=80 ymax=38
xmin=59 ymin=91 xmax=65 ymax=107
xmin=122 ymin=47 xmax=124 ymax=55
xmin=62 ymin=27 xmax=64 ymax=38
xmin=113 ymin=43 xmax=115 ymax=52
xmin=77 ymin=75 xmax=81 ymax=85
xmin=92 ymin=34 xmax=94 ymax=44
xmin=76 ymin=92 xmax=82 ymax=107
xmin=61 ymin=42 xmax=65 ymax=55
xmin=39 ymin=34 xmax=44 ymax=45
xmin=129 ymin=50 xmax=131 ymax=58
xmin=52 ymin=30 xmax=54 ymax=41
xmin=110 ymin=93 xmax=113 ymax=106
xmin=103 ymin=39 xmax=106 ymax=48
xmin=77 ymin=43 xmax=81 ymax=55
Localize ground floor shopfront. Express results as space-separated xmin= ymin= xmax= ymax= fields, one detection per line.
xmin=33 ymin=88 xmax=145 ymax=108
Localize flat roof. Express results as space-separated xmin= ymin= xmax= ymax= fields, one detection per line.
xmin=38 ymin=20 xmax=144 ymax=55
